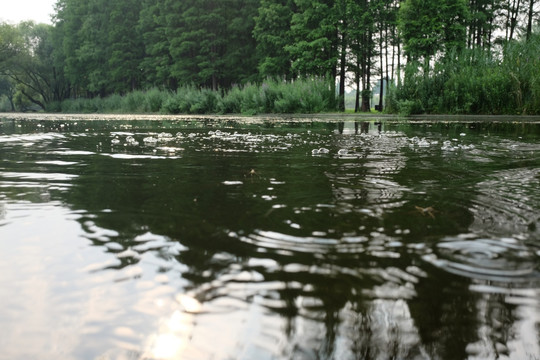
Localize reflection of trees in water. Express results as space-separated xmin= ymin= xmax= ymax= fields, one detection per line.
xmin=64 ymin=126 xmax=475 ymax=358
xmin=9 ymin=122 xmax=536 ymax=359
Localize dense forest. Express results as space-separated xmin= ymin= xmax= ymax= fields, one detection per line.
xmin=0 ymin=0 xmax=539 ymax=115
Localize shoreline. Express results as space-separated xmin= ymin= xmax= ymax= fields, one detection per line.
xmin=2 ymin=112 xmax=540 ymax=123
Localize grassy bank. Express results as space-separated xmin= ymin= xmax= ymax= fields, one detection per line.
xmin=45 ymin=78 xmax=337 ymax=115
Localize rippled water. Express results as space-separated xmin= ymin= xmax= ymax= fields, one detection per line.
xmin=0 ymin=117 xmax=539 ymax=360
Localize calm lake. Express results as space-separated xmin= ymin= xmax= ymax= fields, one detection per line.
xmin=1 ymin=115 xmax=539 ymax=360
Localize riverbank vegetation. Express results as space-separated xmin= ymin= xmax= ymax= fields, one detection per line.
xmin=52 ymin=79 xmax=336 ymax=115
xmin=0 ymin=0 xmax=539 ymax=115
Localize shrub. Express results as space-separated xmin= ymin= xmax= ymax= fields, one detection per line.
xmin=53 ymin=77 xmax=337 ymax=115
xmin=390 ymin=31 xmax=540 ymax=115
xmin=143 ymin=87 xmax=169 ymax=113
xmin=218 ymin=86 xmax=243 ymax=114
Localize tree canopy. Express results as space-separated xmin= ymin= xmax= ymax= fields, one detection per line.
xmin=0 ymin=0 xmax=538 ymax=114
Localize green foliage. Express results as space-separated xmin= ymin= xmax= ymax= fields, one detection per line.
xmin=162 ymin=86 xmax=219 ymax=114
xmin=143 ymin=87 xmax=170 ymax=113
xmin=53 ymin=79 xmax=336 ymax=115
xmin=2 ymin=0 xmax=538 ymax=115
xmin=253 ymin=0 xmax=294 ymax=79
xmin=399 ymin=0 xmax=468 ymax=64
xmin=390 ymin=32 xmax=540 ymax=115
xmin=0 ymin=96 xmax=11 ymax=111
xmin=286 ymin=0 xmax=339 ymax=78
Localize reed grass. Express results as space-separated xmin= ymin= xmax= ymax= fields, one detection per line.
xmin=388 ymin=32 xmax=540 ymax=115
xmin=50 ymin=78 xmax=336 ymax=115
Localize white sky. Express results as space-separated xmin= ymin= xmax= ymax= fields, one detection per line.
xmin=0 ymin=0 xmax=56 ymax=24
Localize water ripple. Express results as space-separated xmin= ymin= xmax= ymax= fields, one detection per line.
xmin=423 ymin=236 xmax=539 ymax=281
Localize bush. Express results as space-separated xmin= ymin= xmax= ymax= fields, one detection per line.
xmin=53 ymin=77 xmax=337 ymax=115
xmin=143 ymin=87 xmax=169 ymax=113
xmin=397 ymin=100 xmax=424 ymax=116
xmin=218 ymin=86 xmax=243 ymax=114
xmin=390 ymin=31 xmax=540 ymax=115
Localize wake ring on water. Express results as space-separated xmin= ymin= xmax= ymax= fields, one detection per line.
xmin=422 ymin=237 xmax=538 ymax=281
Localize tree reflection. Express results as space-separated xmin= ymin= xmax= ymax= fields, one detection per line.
xmin=2 ymin=119 xmax=539 ymax=359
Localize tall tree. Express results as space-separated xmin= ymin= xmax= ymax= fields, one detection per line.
xmin=138 ymin=0 xmax=175 ymax=89
xmin=525 ymin=0 xmax=535 ymax=39
xmin=168 ymin=0 xmax=258 ymax=90
xmin=399 ymin=0 xmax=468 ymax=69
xmin=336 ymin=0 xmax=348 ymax=111
xmin=348 ymin=0 xmax=376 ymax=112
xmin=286 ymin=0 xmax=339 ymax=78
xmin=253 ymin=0 xmax=295 ymax=79
xmin=107 ymin=0 xmax=144 ymax=93
xmin=468 ymin=0 xmax=501 ymax=49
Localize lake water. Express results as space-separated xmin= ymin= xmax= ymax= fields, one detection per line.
xmin=0 ymin=116 xmax=539 ymax=360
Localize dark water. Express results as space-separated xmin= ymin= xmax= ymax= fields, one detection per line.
xmin=0 ymin=117 xmax=539 ymax=360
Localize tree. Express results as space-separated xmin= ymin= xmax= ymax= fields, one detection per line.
xmin=167 ymin=0 xmax=258 ymax=90
xmin=399 ymin=0 xmax=469 ymax=69
xmin=0 ymin=76 xmax=16 ymax=111
xmin=286 ymin=0 xmax=339 ymax=78
xmin=468 ymin=0 xmax=501 ymax=50
xmin=55 ymin=0 xmax=145 ymax=96
xmin=1 ymin=22 xmax=69 ymax=109
xmin=253 ymin=0 xmax=295 ymax=79
xmin=107 ymin=0 xmax=144 ymax=93
xmin=348 ymin=0 xmax=376 ymax=112
xmin=525 ymin=0 xmax=537 ymax=40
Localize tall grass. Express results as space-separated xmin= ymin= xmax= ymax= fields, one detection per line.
xmin=388 ymin=32 xmax=540 ymax=115
xmin=49 ymin=78 xmax=336 ymax=115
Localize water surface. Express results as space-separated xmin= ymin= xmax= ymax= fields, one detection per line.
xmin=1 ymin=117 xmax=539 ymax=360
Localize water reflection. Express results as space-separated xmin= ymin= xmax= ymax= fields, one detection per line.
xmin=0 ymin=118 xmax=539 ymax=359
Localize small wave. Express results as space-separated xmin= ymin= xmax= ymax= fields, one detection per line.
xmin=50 ymin=150 xmax=95 ymax=156
xmin=103 ymin=153 xmax=181 ymax=160
xmin=239 ymin=230 xmax=339 ymax=254
xmin=423 ymin=236 xmax=538 ymax=281
xmin=0 ymin=171 xmax=78 ymax=181
xmin=222 ymin=181 xmax=243 ymax=185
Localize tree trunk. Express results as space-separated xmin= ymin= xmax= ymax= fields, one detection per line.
xmin=397 ymin=34 xmax=401 ymax=87
xmin=338 ymin=24 xmax=347 ymax=112
xmin=212 ymin=73 xmax=217 ymax=92
xmin=526 ymin=0 xmax=534 ymax=40
xmin=385 ymin=21 xmax=389 ymax=87
xmin=509 ymin=0 xmax=522 ymax=41
xmin=355 ymin=70 xmax=360 ymax=113
xmin=378 ymin=27 xmax=384 ymax=111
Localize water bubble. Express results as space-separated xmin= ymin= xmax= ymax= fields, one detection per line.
xmin=417 ymin=139 xmax=430 ymax=147
xmin=125 ymin=136 xmax=139 ymax=146
xmin=158 ymin=132 xmax=173 ymax=140
xmin=143 ymin=136 xmax=158 ymax=145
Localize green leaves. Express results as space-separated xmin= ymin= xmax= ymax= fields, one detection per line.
xmin=399 ymin=0 xmax=468 ymax=63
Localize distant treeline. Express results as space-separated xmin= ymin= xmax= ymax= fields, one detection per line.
xmin=0 ymin=0 xmax=539 ymax=115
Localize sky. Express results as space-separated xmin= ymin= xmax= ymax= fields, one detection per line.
xmin=0 ymin=0 xmax=56 ymax=24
